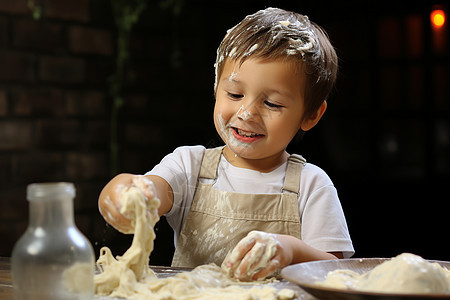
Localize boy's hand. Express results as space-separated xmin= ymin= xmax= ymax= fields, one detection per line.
xmin=99 ymin=174 xmax=157 ymax=234
xmin=221 ymin=231 xmax=293 ymax=281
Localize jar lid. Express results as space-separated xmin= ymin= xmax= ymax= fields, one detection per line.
xmin=27 ymin=182 xmax=75 ymax=201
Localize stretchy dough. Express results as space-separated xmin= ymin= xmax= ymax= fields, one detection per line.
xmin=94 ymin=186 xmax=295 ymax=299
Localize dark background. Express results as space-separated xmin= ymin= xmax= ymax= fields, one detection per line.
xmin=0 ymin=0 xmax=449 ymax=265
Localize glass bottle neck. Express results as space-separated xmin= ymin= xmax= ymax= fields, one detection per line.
xmin=29 ymin=197 xmax=75 ymax=228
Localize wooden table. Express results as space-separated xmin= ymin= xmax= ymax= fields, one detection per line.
xmin=0 ymin=257 xmax=312 ymax=299
xmin=0 ymin=258 xmax=12 ymax=300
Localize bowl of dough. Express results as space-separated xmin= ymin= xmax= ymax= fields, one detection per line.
xmin=281 ymin=253 xmax=450 ymax=299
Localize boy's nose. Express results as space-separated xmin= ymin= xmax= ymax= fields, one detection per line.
xmin=237 ymin=98 xmax=261 ymax=120
xmin=236 ymin=104 xmax=253 ymax=120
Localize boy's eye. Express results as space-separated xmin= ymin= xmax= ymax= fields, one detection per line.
xmin=264 ymin=100 xmax=283 ymax=109
xmin=227 ymin=92 xmax=243 ymax=100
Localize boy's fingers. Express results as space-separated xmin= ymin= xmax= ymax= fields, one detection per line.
xmin=132 ymin=175 xmax=155 ymax=200
xmin=99 ymin=196 xmax=132 ymax=233
xmin=251 ymin=257 xmax=280 ymax=280
xmin=222 ymin=231 xmax=279 ymax=280
xmin=99 ymin=184 xmax=136 ymax=234
xmin=228 ymin=235 xmax=257 ymax=264
xmin=235 ymin=241 xmax=265 ymax=279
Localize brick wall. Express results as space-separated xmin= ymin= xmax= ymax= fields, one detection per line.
xmin=0 ymin=0 xmax=111 ymax=258
xmin=0 ymin=0 xmax=219 ymax=264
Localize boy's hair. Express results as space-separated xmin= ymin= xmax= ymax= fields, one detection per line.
xmin=214 ymin=7 xmax=338 ymax=122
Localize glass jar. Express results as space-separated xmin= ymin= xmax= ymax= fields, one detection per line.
xmin=11 ymin=182 xmax=95 ymax=300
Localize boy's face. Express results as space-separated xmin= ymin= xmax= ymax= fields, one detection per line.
xmin=214 ymin=57 xmax=308 ymax=161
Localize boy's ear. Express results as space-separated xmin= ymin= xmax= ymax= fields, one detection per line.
xmin=300 ymin=101 xmax=327 ymax=132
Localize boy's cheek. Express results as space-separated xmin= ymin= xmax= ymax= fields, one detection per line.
xmin=214 ymin=113 xmax=229 ymax=138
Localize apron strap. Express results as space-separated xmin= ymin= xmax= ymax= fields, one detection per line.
xmin=198 ymin=146 xmax=224 ymax=179
xmin=282 ymin=154 xmax=306 ymax=194
xmin=199 ymin=147 xmax=306 ymax=194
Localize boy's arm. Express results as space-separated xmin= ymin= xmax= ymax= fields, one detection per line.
xmin=278 ymin=234 xmax=343 ymax=263
xmin=98 ymin=173 xmax=173 ymax=234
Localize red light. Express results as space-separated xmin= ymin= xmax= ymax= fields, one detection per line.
xmin=431 ymin=9 xmax=446 ymax=28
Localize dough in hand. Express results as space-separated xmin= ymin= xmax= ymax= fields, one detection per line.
xmin=94 ymin=186 xmax=296 ymax=299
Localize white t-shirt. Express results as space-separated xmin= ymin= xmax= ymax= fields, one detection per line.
xmin=147 ymin=145 xmax=354 ymax=258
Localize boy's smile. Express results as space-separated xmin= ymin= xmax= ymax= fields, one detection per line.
xmin=231 ymin=127 xmax=264 ymax=142
xmin=213 ymin=57 xmax=314 ymax=172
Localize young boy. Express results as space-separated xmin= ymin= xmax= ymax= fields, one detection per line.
xmin=98 ymin=7 xmax=354 ymax=281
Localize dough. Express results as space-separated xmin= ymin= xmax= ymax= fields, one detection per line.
xmin=319 ymin=253 xmax=450 ymax=294
xmin=95 ymin=187 xmax=159 ymax=297
xmin=95 ymin=186 xmax=295 ymax=299
xmin=62 ymin=262 xmax=94 ymax=294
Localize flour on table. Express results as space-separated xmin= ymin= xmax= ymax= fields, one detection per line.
xmin=94 ymin=186 xmax=295 ymax=299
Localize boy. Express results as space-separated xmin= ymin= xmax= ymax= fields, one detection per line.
xmin=99 ymin=7 xmax=354 ymax=281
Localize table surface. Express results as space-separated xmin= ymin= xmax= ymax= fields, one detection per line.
xmin=0 ymin=258 xmax=12 ymax=300
xmin=0 ymin=257 xmax=313 ymax=300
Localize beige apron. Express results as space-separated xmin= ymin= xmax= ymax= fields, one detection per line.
xmin=171 ymin=146 xmax=306 ymax=267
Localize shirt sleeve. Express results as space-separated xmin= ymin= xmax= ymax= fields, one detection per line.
xmin=145 ymin=145 xmax=205 ymax=242
xmin=299 ymin=165 xmax=355 ymax=258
